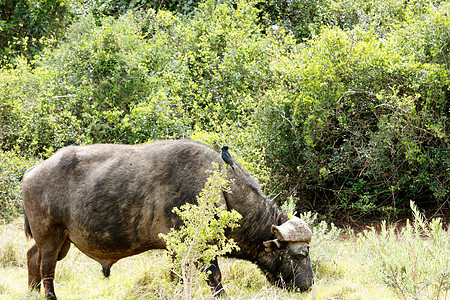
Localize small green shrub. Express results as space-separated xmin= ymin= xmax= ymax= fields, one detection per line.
xmin=159 ymin=163 xmax=242 ymax=299
xmin=358 ymin=201 xmax=449 ymax=299
xmin=299 ymin=211 xmax=342 ymax=280
xmin=0 ymin=151 xmax=38 ymax=221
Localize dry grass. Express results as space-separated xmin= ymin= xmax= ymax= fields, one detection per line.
xmin=0 ymin=218 xmax=401 ymax=300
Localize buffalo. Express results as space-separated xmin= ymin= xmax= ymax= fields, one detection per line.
xmin=22 ymin=139 xmax=314 ymax=299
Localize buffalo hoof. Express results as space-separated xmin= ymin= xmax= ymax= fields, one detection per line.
xmin=45 ymin=291 xmax=57 ymax=300
xmin=212 ymin=283 xmax=226 ymax=297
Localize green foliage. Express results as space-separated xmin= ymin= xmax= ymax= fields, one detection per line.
xmin=72 ymin=0 xmax=200 ymax=17
xmin=0 ymin=57 xmax=88 ymax=154
xmin=45 ymin=12 xmax=158 ymax=144
xmin=259 ymin=0 xmax=449 ymax=41
xmin=0 ymin=0 xmax=72 ymax=65
xmin=0 ymin=151 xmax=38 ymax=221
xmin=0 ymin=0 xmax=449 ymax=221
xmin=299 ymin=211 xmax=342 ymax=278
xmin=279 ymin=195 xmax=298 ymax=217
xmin=258 ymin=11 xmax=450 ymax=218
xmin=388 ymin=1 xmax=450 ymax=67
xmin=257 ymin=0 xmax=331 ymax=40
xmin=158 ymin=163 xmax=242 ymax=298
xmin=1 ymin=1 xmax=287 ymax=152
xmin=358 ymin=201 xmax=449 ymax=299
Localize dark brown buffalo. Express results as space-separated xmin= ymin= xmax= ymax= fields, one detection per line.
xmin=23 ymin=140 xmax=314 ymax=299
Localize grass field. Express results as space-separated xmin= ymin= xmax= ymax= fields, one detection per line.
xmin=1 ymin=212 xmax=448 ymax=300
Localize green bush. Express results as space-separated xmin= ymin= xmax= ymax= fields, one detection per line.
xmin=0 ymin=0 xmax=72 ymax=65
xmin=257 ymin=21 xmax=449 ymax=219
xmin=257 ymin=0 xmax=331 ymax=40
xmin=159 ymin=163 xmax=242 ymax=298
xmin=259 ymin=0 xmax=449 ymax=41
xmin=358 ymin=201 xmax=449 ymax=299
xmin=71 ymin=0 xmax=200 ymax=17
xmin=1 ymin=0 xmax=289 ymax=154
xmin=388 ymin=1 xmax=450 ymax=67
xmin=0 ymin=151 xmax=38 ymax=221
xmin=0 ymin=58 xmax=88 ymax=155
xmin=0 ymin=0 xmax=449 ymax=221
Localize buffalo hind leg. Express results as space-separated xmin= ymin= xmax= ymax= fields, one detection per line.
xmin=39 ymin=229 xmax=68 ymax=300
xmin=206 ymin=258 xmax=225 ymax=297
xmin=27 ymin=243 xmax=41 ymax=291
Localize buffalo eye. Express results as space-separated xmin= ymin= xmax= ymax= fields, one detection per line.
xmin=296 ymin=245 xmax=309 ymax=258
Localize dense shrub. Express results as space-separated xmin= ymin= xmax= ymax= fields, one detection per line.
xmin=0 ymin=0 xmax=72 ymax=65
xmin=0 ymin=58 xmax=88 ymax=155
xmin=258 ymin=22 xmax=449 ymax=219
xmin=85 ymin=0 xmax=200 ymax=16
xmin=0 ymin=0 xmax=449 ymax=222
xmin=258 ymin=0 xmax=449 ymax=41
xmin=358 ymin=202 xmax=449 ymax=299
xmin=1 ymin=0 xmax=287 ymax=152
xmin=388 ymin=1 xmax=450 ymax=67
xmin=0 ymin=151 xmax=38 ymax=221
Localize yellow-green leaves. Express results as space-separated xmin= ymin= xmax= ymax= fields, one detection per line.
xmin=158 ymin=163 xmax=242 ymax=298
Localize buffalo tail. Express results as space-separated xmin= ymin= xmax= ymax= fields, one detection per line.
xmin=24 ymin=209 xmax=33 ymax=239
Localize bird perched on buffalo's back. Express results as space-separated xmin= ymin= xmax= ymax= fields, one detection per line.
xmin=221 ymin=146 xmax=236 ymax=175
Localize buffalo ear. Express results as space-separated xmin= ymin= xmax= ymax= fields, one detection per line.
xmin=263 ymin=239 xmax=281 ymax=252
xmin=271 ymin=224 xmax=282 ymax=239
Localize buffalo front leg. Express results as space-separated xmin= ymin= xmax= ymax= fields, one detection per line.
xmin=206 ymin=258 xmax=225 ymax=297
xmin=27 ymin=243 xmax=41 ymax=291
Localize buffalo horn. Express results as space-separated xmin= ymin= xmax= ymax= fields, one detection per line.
xmin=263 ymin=239 xmax=282 ymax=252
xmin=271 ymin=216 xmax=312 ymax=243
xmin=268 ymin=192 xmax=282 ymax=205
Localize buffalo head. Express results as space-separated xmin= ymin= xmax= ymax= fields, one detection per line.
xmin=262 ymin=216 xmax=314 ymax=291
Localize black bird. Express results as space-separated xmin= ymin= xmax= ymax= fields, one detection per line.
xmin=221 ymin=146 xmax=236 ymax=174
